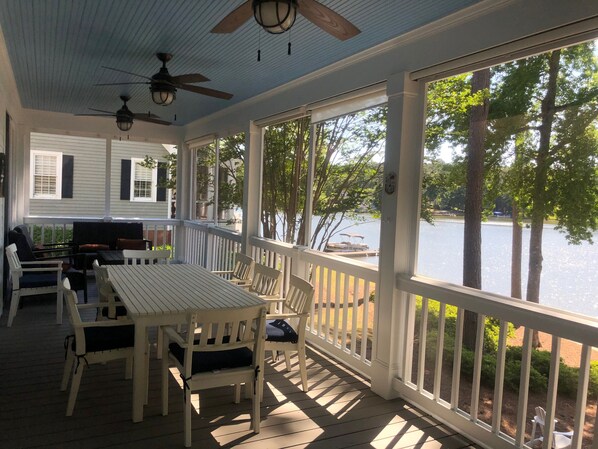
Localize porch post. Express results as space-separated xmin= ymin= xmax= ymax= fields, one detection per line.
xmin=371 ymin=72 xmax=426 ymax=399
xmin=173 ymin=138 xmax=189 ymax=261
xmin=104 ymin=138 xmax=111 ymax=218
xmin=241 ymin=121 xmax=263 ymax=255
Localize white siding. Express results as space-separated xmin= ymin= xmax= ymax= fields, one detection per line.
xmin=110 ymin=140 xmax=171 ymax=219
xmin=29 ymin=132 xmax=105 ymax=216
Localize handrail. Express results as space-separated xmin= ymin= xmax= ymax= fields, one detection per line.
xmin=398 ymin=274 xmax=598 ymax=347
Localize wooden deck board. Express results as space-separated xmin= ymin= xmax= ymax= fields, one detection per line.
xmin=0 ymin=285 xmax=477 ymax=448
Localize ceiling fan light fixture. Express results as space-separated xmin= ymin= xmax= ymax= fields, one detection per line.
xmin=151 ymin=83 xmax=176 ymax=106
xmin=253 ymin=0 xmax=297 ymax=34
xmin=116 ymin=116 xmax=133 ymax=131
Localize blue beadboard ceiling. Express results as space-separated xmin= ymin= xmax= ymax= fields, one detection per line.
xmin=0 ymin=0 xmax=481 ymax=126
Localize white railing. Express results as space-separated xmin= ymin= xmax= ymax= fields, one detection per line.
xmin=249 ymin=236 xmax=377 ymax=376
xmin=180 ymin=220 xmax=242 ymax=269
xmin=395 ymin=274 xmax=598 ymax=449
xmin=22 ymin=216 xmax=179 ymax=252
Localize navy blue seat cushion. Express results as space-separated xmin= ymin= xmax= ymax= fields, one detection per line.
xmin=73 ymin=324 xmax=135 ymax=353
xmin=265 ymin=319 xmax=298 ymax=343
xmin=19 ymin=273 xmax=61 ymax=289
xmin=169 ymin=336 xmax=253 ymax=374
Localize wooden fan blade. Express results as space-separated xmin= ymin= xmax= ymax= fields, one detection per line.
xmin=171 ymin=73 xmax=210 ymax=84
xmin=299 ymin=0 xmax=360 ymax=41
xmin=88 ymin=108 xmax=115 ymax=114
xmin=94 ymin=82 xmax=149 ymax=86
xmin=101 ymin=66 xmax=152 ymax=80
xmin=178 ymin=83 xmax=233 ymax=100
xmin=133 ymin=114 xmax=171 ymax=126
xmin=75 ymin=113 xmax=113 ymax=117
xmin=211 ymin=1 xmax=252 ymax=33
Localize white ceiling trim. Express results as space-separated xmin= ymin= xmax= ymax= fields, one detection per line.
xmin=411 ymin=15 xmax=598 ymax=82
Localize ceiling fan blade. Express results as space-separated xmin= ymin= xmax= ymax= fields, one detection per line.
xmin=94 ymin=82 xmax=149 ymax=86
xmin=75 ymin=113 xmax=114 ymax=117
xmin=171 ymin=73 xmax=210 ymax=84
xmin=133 ymin=114 xmax=171 ymax=126
xmin=101 ymin=66 xmax=152 ymax=81
xmin=211 ymin=1 xmax=253 ymax=33
xmin=299 ymin=0 xmax=360 ymax=41
xmin=88 ymin=108 xmax=115 ymax=114
xmin=178 ymin=83 xmax=233 ymax=100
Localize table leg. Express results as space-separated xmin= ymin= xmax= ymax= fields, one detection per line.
xmin=132 ymin=323 xmax=148 ymax=422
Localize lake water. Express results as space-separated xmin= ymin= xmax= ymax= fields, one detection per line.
xmin=322 ymin=217 xmax=598 ymax=318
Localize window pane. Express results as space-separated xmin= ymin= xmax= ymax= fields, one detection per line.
xmin=34 ymin=154 xmax=57 ymax=196
xmin=419 ymin=40 xmax=598 ymax=314
xmin=216 ymin=133 xmax=244 ymax=230
xmin=311 ymin=106 xmax=386 ymax=259
xmin=262 ymin=116 xmax=310 ymax=244
xmin=194 ymin=143 xmax=215 ymax=220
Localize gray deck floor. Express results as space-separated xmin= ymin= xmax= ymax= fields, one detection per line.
xmin=0 ymin=280 xmax=479 ymax=449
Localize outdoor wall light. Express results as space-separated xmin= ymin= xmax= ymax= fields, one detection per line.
xmin=253 ymin=0 xmax=297 ymax=34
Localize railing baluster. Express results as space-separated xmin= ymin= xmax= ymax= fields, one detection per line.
xmin=417 ymin=297 xmax=429 ymax=392
xmin=543 ymin=336 xmax=562 ymax=449
xmin=515 ymin=327 xmax=533 ymax=447
xmin=350 ymin=276 xmax=359 ymax=356
xmin=325 ymin=266 xmax=332 ymax=343
xmin=333 ymin=270 xmax=341 ymax=347
xmin=470 ymin=313 xmax=486 ymax=423
xmin=573 ymin=344 xmax=591 ymax=449
xmin=433 ymin=302 xmax=446 ymax=400
xmin=492 ymin=320 xmax=508 ymax=434
xmin=451 ymin=307 xmax=464 ymax=410
xmin=341 ymin=272 xmax=350 ymax=351
xmin=360 ymin=280 xmax=370 ymax=362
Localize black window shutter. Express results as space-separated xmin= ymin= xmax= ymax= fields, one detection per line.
xmin=157 ymin=162 xmax=167 ymax=202
xmin=120 ymin=159 xmax=131 ymax=200
xmin=62 ymin=155 xmax=74 ymax=198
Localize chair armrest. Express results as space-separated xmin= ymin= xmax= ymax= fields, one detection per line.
xmin=79 ymin=318 xmax=134 ymax=328
xmin=261 ymin=296 xmax=283 ymax=302
xmin=20 ymin=265 xmax=62 ymax=274
xmin=211 ymin=270 xmax=234 ymax=275
xmin=266 ymin=312 xmax=308 ymax=320
xmin=21 ymin=260 xmax=63 ymax=266
xmin=162 ymin=325 xmax=187 ymax=346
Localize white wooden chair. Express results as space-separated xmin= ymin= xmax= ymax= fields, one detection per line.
xmin=529 ymin=406 xmax=573 ymax=449
xmin=60 ymin=279 xmax=135 ymax=416
xmin=5 ymin=243 xmax=64 ymax=327
xmin=92 ymin=259 xmax=127 ymax=319
xmin=263 ymin=275 xmax=315 ymax=392
xmin=211 ymin=252 xmax=254 ymax=286
xmin=161 ymin=304 xmax=267 ymax=447
xmin=122 ymin=249 xmax=170 ymax=265
xmin=242 ymin=262 xmax=282 ymax=302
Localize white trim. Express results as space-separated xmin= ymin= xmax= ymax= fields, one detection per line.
xmin=309 ymin=83 xmax=388 ymax=124
xmin=186 ymin=134 xmax=215 ymax=151
xmin=411 ymin=16 xmax=598 ymax=82
xmin=29 ymin=150 xmax=62 ymax=200
xmin=130 ymin=157 xmax=157 ymax=203
xmin=253 ymin=106 xmax=308 ymax=128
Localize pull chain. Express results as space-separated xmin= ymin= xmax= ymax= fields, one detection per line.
xmin=257 ymin=29 xmax=262 ymax=62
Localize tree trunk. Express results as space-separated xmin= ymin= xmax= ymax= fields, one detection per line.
xmin=510 ymin=203 xmax=522 ymax=299
xmin=526 ymin=50 xmax=560 ymax=348
xmin=463 ymin=69 xmax=491 ymax=350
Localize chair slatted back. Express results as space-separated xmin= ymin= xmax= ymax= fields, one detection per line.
xmin=232 ymin=253 xmax=254 ymax=282
xmin=123 ymin=249 xmax=170 ymax=265
xmin=5 ymin=244 xmax=22 ymax=272
xmin=63 ymin=279 xmax=87 ymax=354
xmin=183 ymin=305 xmax=267 ymax=376
xmin=283 ymin=275 xmax=315 ymax=315
xmin=249 ymin=263 xmax=282 ymax=297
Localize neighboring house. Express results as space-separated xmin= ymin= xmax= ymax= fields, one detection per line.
xmin=29 ymin=132 xmax=173 ymax=218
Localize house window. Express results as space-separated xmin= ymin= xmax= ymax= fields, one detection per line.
xmin=130 ymin=158 xmax=157 ymax=202
xmin=30 ymin=150 xmax=62 ymax=199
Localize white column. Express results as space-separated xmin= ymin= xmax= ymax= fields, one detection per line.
xmin=104 ymin=138 xmax=111 ymax=218
xmin=370 ymin=72 xmax=426 ymax=399
xmin=241 ymin=121 xmax=263 ymax=255
xmin=173 ymin=138 xmax=189 ymax=261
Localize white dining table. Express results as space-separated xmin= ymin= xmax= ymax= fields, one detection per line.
xmin=107 ymin=263 xmax=265 ymax=423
